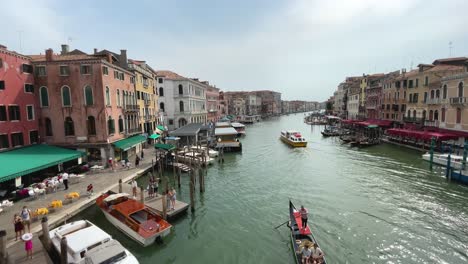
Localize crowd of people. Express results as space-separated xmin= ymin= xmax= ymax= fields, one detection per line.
xmin=13 ymin=206 xmax=33 ymax=259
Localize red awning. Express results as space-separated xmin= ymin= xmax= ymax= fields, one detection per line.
xmin=386 ymin=128 xmax=458 ymax=141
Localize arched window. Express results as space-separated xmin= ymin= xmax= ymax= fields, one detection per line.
xmin=108 ymin=117 xmax=115 ymax=134
xmin=159 ymin=87 xmax=164 ymax=97
xmin=409 ymin=94 xmax=413 ymax=102
xmin=422 ymin=110 xmax=427 ymax=120
xmin=64 ymin=117 xmax=75 ymax=136
xmin=178 ymin=118 xmax=187 ymax=128
xmin=434 ymin=110 xmax=439 ymax=121
xmin=105 ymin=86 xmax=110 ymax=106
xmin=441 ymin=108 xmax=446 ymax=122
xmin=84 ymin=85 xmax=93 ymax=106
xmin=443 ymin=85 xmax=447 ymax=99
xmin=429 ymin=110 xmax=433 ymax=121
xmin=407 ymin=110 xmax=410 ymax=117
xmin=40 ymin=87 xmax=49 ymax=107
xmin=178 ymin=84 xmax=183 ymax=95
xmin=458 ymin=82 xmax=464 ymax=97
xmin=116 ymin=89 xmax=120 ymax=107
xmin=179 ymin=101 xmax=184 ymax=112
xmin=45 ymin=118 xmax=53 ymax=136
xmin=435 ymin=90 xmax=440 ymax=99
xmin=456 ymin=108 xmax=462 ymax=124
xmin=62 ymin=86 xmax=71 ymax=106
xmin=118 ymin=116 xmax=124 ymax=133
xmin=160 ymin=102 xmax=165 ymax=112
xmin=413 ymin=110 xmax=416 ymax=118
xmin=87 ymin=116 xmax=96 ymax=135
xmin=430 ymin=90 xmax=435 ymax=99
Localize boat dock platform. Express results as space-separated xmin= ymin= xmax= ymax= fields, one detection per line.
xmin=4 ymin=234 xmax=52 ymax=264
xmin=168 ymin=162 xmax=192 ymax=172
xmin=145 ymin=196 xmax=189 ymax=219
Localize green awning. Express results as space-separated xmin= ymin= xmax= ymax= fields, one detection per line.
xmin=157 ymin=125 xmax=166 ymax=132
xmin=367 ymin=125 xmax=379 ymax=128
xmin=0 ymin=144 xmax=84 ymax=183
xmin=154 ymin=143 xmax=175 ymax=151
xmin=148 ymin=134 xmax=161 ymax=139
xmin=112 ymin=135 xmax=146 ymax=151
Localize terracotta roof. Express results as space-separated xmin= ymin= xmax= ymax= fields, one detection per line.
xmin=155 ymin=70 xmax=189 ymax=80
xmin=128 ymin=59 xmax=145 ymax=65
xmin=29 ymin=53 xmax=98 ymax=62
xmin=425 ymin=64 xmax=463 ymax=73
xmin=433 ymin=57 xmax=468 ymax=65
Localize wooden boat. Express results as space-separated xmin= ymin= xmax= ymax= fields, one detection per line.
xmin=49 ymin=220 xmax=138 ymax=264
xmin=96 ymin=191 xmax=172 ymax=247
xmin=288 ymin=201 xmax=326 ymax=264
xmin=281 ymin=131 xmax=307 ymax=147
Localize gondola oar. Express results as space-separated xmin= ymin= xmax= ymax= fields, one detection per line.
xmin=274 ymin=220 xmax=289 ymax=229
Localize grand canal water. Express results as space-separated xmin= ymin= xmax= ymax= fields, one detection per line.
xmin=74 ymin=114 xmax=468 ymax=263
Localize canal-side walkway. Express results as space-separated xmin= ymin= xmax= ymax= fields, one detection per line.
xmin=2 ymin=148 xmax=156 ymax=247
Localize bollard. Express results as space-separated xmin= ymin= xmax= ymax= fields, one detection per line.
xmin=162 ymin=194 xmax=167 ymax=220
xmin=41 ymin=217 xmax=52 ymax=251
xmin=0 ymin=230 xmax=6 ymax=264
xmin=140 ymin=186 xmax=144 ymax=203
xmin=118 ymin=179 xmax=123 ymax=193
xmin=60 ymin=237 xmax=68 ymax=264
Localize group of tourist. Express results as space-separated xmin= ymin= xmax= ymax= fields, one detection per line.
xmin=166 ymin=188 xmax=177 ymax=211
xmin=148 ymin=176 xmax=159 ymax=198
xmin=13 ymin=206 xmax=33 ymax=259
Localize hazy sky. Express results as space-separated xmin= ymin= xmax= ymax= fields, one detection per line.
xmin=2 ymin=0 xmax=468 ymax=101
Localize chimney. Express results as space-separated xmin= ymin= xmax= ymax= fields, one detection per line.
xmin=60 ymin=44 xmax=69 ymax=55
xmin=94 ymin=48 xmax=97 ymax=54
xmin=120 ymin=49 xmax=128 ymax=68
xmin=106 ymin=53 xmax=112 ymax=63
xmin=45 ymin=49 xmax=53 ymax=61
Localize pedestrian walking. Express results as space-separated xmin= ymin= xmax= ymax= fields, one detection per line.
xmin=108 ymin=157 xmax=114 ymax=170
xmin=22 ymin=233 xmax=33 ymax=260
xmin=62 ymin=172 xmax=69 ymax=190
xmin=135 ymin=156 xmax=140 ymax=167
xmin=20 ymin=206 xmax=32 ymax=233
xmin=14 ymin=214 xmax=24 ymax=241
xmin=299 ymin=205 xmax=308 ymax=230
xmin=131 ymin=179 xmax=138 ymax=198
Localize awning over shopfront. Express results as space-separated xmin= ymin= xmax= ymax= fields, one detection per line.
xmin=387 ymin=128 xmax=458 ymax=141
xmin=112 ymin=135 xmax=146 ymax=151
xmin=0 ymin=144 xmax=84 ymax=183
xmin=154 ymin=143 xmax=176 ymax=151
xmin=148 ymin=134 xmax=161 ymax=139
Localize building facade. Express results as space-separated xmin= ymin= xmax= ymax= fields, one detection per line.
xmin=0 ymin=45 xmax=39 ymax=151
xmin=155 ymin=71 xmax=207 ymax=130
xmin=205 ymin=84 xmax=220 ymax=122
xmin=127 ymin=59 xmax=159 ymax=134
xmin=31 ymin=45 xmax=139 ymax=163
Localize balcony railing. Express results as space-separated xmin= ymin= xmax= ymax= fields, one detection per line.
xmin=424 ymin=120 xmax=440 ymax=127
xmin=425 ymin=98 xmax=441 ymax=105
xmin=125 ymin=128 xmax=141 ymax=135
xmin=123 ymin=104 xmax=139 ymax=111
xmin=450 ymin=97 xmax=468 ymax=105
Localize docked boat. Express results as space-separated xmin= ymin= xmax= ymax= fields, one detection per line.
xmin=231 ymin=122 xmax=246 ymax=137
xmin=84 ymin=240 xmax=139 ymax=264
xmin=288 ymin=201 xmax=326 ymax=264
xmin=321 ymin=126 xmax=340 ymax=137
xmin=422 ymin=153 xmax=464 ymax=169
xmin=96 ymin=191 xmax=172 ymax=247
xmin=280 ymin=131 xmax=307 ymax=147
xmin=175 ymin=151 xmax=215 ymax=165
xmin=187 ymin=146 xmax=219 ymax=158
xmin=49 ymin=220 xmax=138 ymax=264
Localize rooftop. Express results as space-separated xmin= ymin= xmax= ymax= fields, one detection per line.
xmin=215 ymin=127 xmax=238 ymax=136
xmin=169 ymin=123 xmax=204 ymax=136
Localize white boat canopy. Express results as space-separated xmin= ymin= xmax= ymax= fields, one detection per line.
xmin=103 ymin=193 xmax=130 ymax=203
xmin=231 ymin=122 xmax=245 ymax=128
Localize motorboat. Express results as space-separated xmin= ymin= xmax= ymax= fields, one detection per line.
xmin=422 ymin=152 xmax=464 ymax=170
xmin=96 ymin=191 xmax=172 ymax=247
xmin=49 ymin=220 xmax=137 ymax=264
xmin=280 ymin=131 xmax=307 ymax=147
xmin=84 ymin=240 xmax=139 ymax=264
xmin=231 ymin=122 xmax=246 ymax=137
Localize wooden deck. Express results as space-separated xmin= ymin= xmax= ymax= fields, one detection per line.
xmin=168 ymin=162 xmax=192 ymax=172
xmin=145 ymin=196 xmax=189 ymax=219
xmin=6 ymin=236 xmax=52 ymax=264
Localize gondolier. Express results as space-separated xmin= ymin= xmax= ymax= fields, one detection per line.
xmin=299 ymin=205 xmax=308 ymax=229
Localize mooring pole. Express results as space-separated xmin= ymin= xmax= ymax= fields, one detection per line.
xmin=462 ymin=141 xmax=468 ymax=171
xmin=429 ymin=137 xmax=435 ymax=171
xmin=118 ymin=179 xmax=123 ymax=193
xmin=0 ymin=230 xmax=6 ymax=264
xmin=190 ymin=171 xmax=195 ymax=212
xmin=41 ymin=217 xmax=52 ymax=251
xmin=446 ymin=145 xmax=452 ymax=179
xmin=60 ymin=237 xmax=68 ymax=264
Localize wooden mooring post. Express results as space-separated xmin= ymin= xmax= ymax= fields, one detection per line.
xmin=140 ymin=186 xmax=145 ymax=203
xmin=118 ymin=179 xmax=123 ymax=193
xmin=190 ymin=170 xmax=195 ymax=212
xmin=41 ymin=217 xmax=52 ymax=251
xmin=60 ymin=237 xmax=68 ymax=264
xmin=0 ymin=230 xmax=6 ymax=264
xmin=199 ymin=166 xmax=204 ymax=193
xmin=162 ymin=193 xmax=167 ymax=220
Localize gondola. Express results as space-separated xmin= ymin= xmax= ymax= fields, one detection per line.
xmin=288 ymin=201 xmax=326 ymax=264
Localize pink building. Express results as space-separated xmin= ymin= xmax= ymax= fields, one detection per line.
xmin=205 ymin=84 xmax=220 ymax=122
xmin=31 ymin=45 xmax=141 ymax=164
xmin=219 ymin=91 xmax=228 ymax=117
xmin=0 ymin=45 xmax=39 ymax=151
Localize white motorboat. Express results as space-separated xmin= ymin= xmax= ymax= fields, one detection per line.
xmin=84 ymin=240 xmax=139 ymax=264
xmin=49 ymin=220 xmax=137 ymax=264
xmin=187 ymin=146 xmax=219 ymax=158
xmin=422 ymin=153 xmax=465 ymax=170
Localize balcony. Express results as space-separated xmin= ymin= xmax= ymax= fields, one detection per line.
xmin=450 ymin=97 xmax=468 ymax=105
xmin=425 ymin=98 xmax=441 ymax=105
xmin=424 ymin=120 xmax=440 ymax=127
xmin=125 ymin=128 xmax=141 ymax=136
xmin=123 ymin=104 xmax=139 ymax=112
xmin=403 ymin=117 xmax=425 ymax=123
